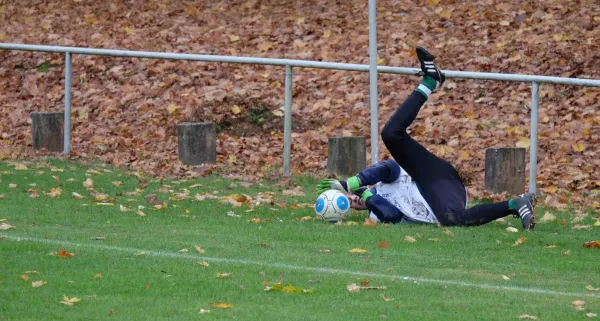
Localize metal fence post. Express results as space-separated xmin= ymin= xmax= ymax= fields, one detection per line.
xmin=368 ymin=0 xmax=379 ymax=164
xmin=63 ymin=52 xmax=72 ymax=155
xmin=529 ymin=81 xmax=539 ymax=194
xmin=283 ymin=65 xmax=293 ymax=176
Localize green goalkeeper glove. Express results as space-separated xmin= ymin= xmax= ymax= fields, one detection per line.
xmin=316 ymin=176 xmax=361 ymax=195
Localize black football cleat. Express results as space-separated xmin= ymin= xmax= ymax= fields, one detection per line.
xmin=513 ymin=193 xmax=536 ymax=230
xmin=416 ymin=46 xmax=446 ymax=89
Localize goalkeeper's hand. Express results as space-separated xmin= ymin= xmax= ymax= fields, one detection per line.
xmin=316 ymin=176 xmax=361 ymax=195
xmin=316 ymin=179 xmax=349 ymax=195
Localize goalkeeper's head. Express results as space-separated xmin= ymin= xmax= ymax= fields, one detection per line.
xmin=348 ymin=194 xmax=367 ymax=210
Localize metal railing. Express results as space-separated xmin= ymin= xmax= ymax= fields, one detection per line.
xmin=2 ymin=42 xmax=600 ymax=194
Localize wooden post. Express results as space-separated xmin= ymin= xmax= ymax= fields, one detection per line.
xmin=484 ymin=147 xmax=526 ymax=195
xmin=327 ymin=136 xmax=367 ymax=178
xmin=177 ymin=122 xmax=217 ymax=165
xmin=31 ymin=112 xmax=64 ymax=152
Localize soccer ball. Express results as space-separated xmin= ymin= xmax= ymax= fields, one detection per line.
xmin=315 ymin=189 xmax=350 ymax=222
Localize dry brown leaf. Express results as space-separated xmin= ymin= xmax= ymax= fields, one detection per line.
xmin=8 ymin=183 xmax=17 ymax=188
xmin=197 ymin=261 xmax=209 ymax=267
xmin=94 ymin=273 xmax=103 ymax=279
xmin=378 ymin=241 xmax=389 ymax=248
xmin=563 ymin=250 xmax=571 ymax=255
xmin=404 ymin=236 xmax=417 ymax=243
xmin=0 ymin=223 xmax=15 ymax=230
xmin=502 ymin=275 xmax=511 ymax=281
xmin=573 ymin=300 xmax=585 ymax=306
xmin=381 ymin=294 xmax=394 ymax=302
xmin=216 ymin=272 xmax=231 ymax=278
xmin=428 ymin=238 xmax=441 ymax=242
xmin=348 ymin=248 xmax=368 ymax=253
xmin=443 ymin=228 xmax=454 ymax=237
xmin=282 ymin=186 xmax=305 ymax=197
xmin=46 ymin=187 xmax=62 ymax=197
xmin=58 ymin=249 xmax=74 ymax=258
xmin=72 ymin=192 xmax=84 ymax=199
xmin=248 ymin=218 xmax=267 ymax=223
xmin=573 ymin=224 xmax=592 ymax=230
xmin=199 ymin=309 xmax=211 ymax=314
xmin=209 ymin=302 xmax=232 ymax=308
xmin=20 ymin=275 xmax=29 ymax=281
xmin=586 ymin=313 xmax=598 ymax=318
xmin=584 ymin=241 xmax=600 ymax=248
xmin=539 ymin=212 xmax=556 ymax=222
xmin=83 ymin=178 xmax=94 ymax=189
xmin=363 ymin=217 xmax=378 ymax=227
xmin=32 ymin=281 xmax=47 ymax=287
xmin=586 ymin=285 xmax=599 ymax=291
xmin=513 ymin=236 xmax=527 ymax=246
xmin=319 ymin=249 xmax=331 ymax=253
xmin=505 ymin=227 xmax=519 ymax=233
xmin=519 ymin=315 xmax=538 ymax=320
xmin=60 ymin=295 xmax=81 ymax=306
xmin=194 ymin=245 xmax=205 ymax=253
xmin=545 ymin=245 xmax=558 ymax=249
xmin=346 ymin=283 xmax=361 ymax=293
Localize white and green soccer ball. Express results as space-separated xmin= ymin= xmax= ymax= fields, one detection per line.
xmin=315 ymin=189 xmax=350 ymax=222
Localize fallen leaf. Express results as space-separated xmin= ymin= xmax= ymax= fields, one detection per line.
xmin=259 ymin=243 xmax=271 ymax=248
xmin=443 ymin=228 xmax=454 ymax=237
xmin=348 ymin=248 xmax=368 ymax=253
xmin=506 ymin=227 xmax=519 ymax=233
xmin=72 ymin=192 xmax=84 ymax=199
xmin=319 ymin=249 xmax=331 ymax=253
xmin=46 ymin=188 xmax=62 ymax=197
xmin=378 ymin=241 xmax=389 ymax=248
xmin=545 ymin=245 xmax=558 ymax=249
xmin=119 ymin=205 xmax=129 ymax=212
xmin=217 ymin=272 xmax=231 ymax=278
xmin=231 ymin=105 xmax=242 ymax=114
xmin=199 ymin=309 xmax=211 ymax=314
xmin=60 ymin=295 xmax=81 ymax=306
xmin=584 ymin=240 xmax=600 ymax=248
xmin=540 ymin=212 xmax=556 ymax=222
xmin=363 ymin=218 xmax=378 ymax=227
xmin=32 ymin=281 xmax=47 ymax=287
xmin=502 ymin=275 xmax=511 ymax=281
xmin=563 ymin=250 xmax=571 ymax=255
xmin=586 ymin=313 xmax=598 ymax=318
xmin=573 ymin=225 xmax=592 ymax=230
xmin=24 ymin=270 xmax=39 ymax=274
xmin=428 ymin=238 xmax=441 ymax=242
xmin=519 ymin=315 xmax=538 ymax=320
xmin=14 ymin=163 xmax=28 ymax=170
xmin=347 ymin=283 xmax=361 ymax=293
xmin=227 ymin=34 xmax=240 ymax=42
xmin=404 ymin=236 xmax=417 ymax=243
xmin=145 ymin=283 xmax=150 ymax=290
xmin=9 ymin=183 xmax=17 ymax=188
xmin=0 ymin=223 xmax=15 ymax=230
xmin=197 ymin=261 xmax=209 ymax=267
xmin=282 ymin=187 xmax=305 ymax=197
xmin=516 ymin=137 xmax=530 ymax=149
xmin=57 ymin=249 xmax=74 ymax=258
xmin=209 ymin=302 xmax=232 ymax=308
xmin=20 ymin=275 xmax=29 ymax=281
xmin=136 ymin=210 xmax=146 ymax=216
xmin=513 ymin=236 xmax=527 ymax=246
xmin=573 ymin=300 xmax=585 ymax=307
xmin=586 ymin=285 xmax=599 ymax=291
xmin=83 ymin=178 xmax=94 ymax=189
xmin=94 ymin=274 xmax=103 ymax=279
xmin=595 ymin=221 xmax=600 ymax=227
xmin=194 ymin=245 xmax=205 ymax=253
xmin=381 ymin=294 xmax=394 ymax=302
xmin=248 ymin=218 xmax=267 ymax=223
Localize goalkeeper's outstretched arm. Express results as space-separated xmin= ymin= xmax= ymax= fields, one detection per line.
xmin=316 ymin=159 xmax=401 ymax=194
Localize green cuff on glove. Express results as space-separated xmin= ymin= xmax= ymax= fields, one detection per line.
xmin=360 ymin=189 xmax=373 ymax=202
xmin=347 ymin=176 xmax=361 ymax=192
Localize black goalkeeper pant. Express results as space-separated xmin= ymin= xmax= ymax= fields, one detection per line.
xmin=380 ymin=91 xmax=511 ymax=226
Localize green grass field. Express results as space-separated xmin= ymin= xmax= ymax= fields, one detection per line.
xmin=1 ymin=159 xmax=599 ymax=321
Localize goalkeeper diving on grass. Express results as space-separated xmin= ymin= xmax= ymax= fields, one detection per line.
xmin=316 ymin=46 xmax=537 ymax=230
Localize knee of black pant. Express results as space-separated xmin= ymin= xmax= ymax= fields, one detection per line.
xmin=381 ymin=126 xmax=406 ymax=148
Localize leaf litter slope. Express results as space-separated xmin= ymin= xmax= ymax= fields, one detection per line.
xmin=0 ymin=0 xmax=599 ymax=208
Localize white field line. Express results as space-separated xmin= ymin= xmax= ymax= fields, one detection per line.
xmin=2 ymin=234 xmax=599 ymax=299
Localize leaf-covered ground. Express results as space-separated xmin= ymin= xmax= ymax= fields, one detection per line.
xmin=1 ymin=159 xmax=599 ymax=320
xmin=0 ymin=1 xmax=599 ymax=209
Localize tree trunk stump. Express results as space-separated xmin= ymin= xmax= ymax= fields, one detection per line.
xmin=32 ymin=112 xmax=64 ymax=152
xmin=327 ymin=136 xmax=366 ymax=178
xmin=484 ymin=147 xmax=526 ymax=195
xmin=177 ymin=122 xmax=217 ymax=165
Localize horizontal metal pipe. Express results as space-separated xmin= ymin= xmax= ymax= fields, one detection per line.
xmin=2 ymin=43 xmax=600 ymax=87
